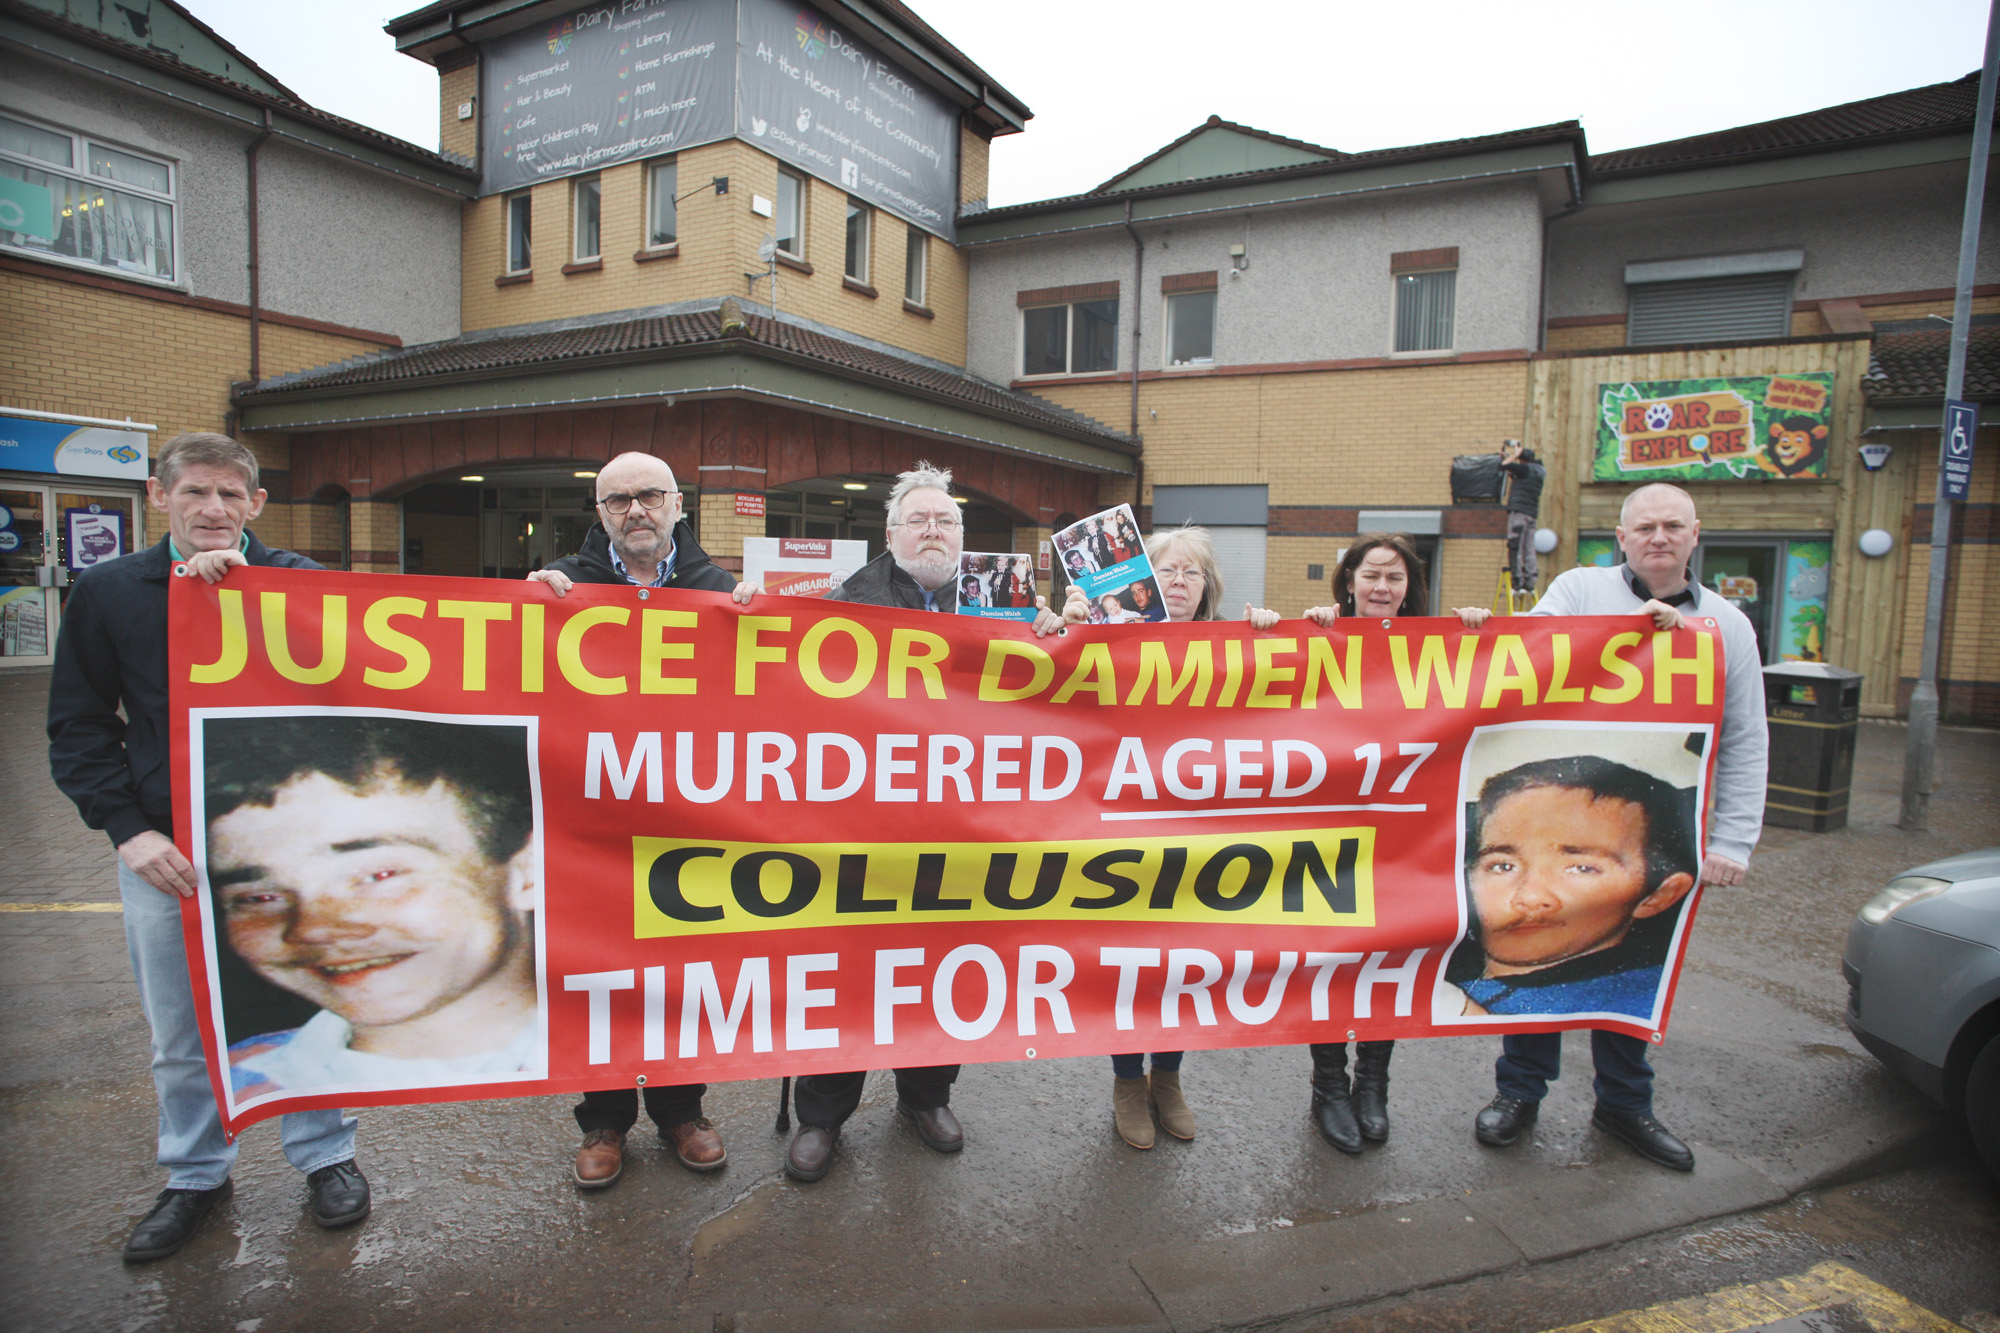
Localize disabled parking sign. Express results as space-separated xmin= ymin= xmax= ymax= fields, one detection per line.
xmin=1943 ymin=399 xmax=1976 ymax=502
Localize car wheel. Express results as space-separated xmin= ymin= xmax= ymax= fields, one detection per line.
xmin=1968 ymin=1032 xmax=2000 ymax=1182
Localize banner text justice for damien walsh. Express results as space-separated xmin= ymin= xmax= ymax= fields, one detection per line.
xmin=168 ymin=569 xmax=1726 ymax=1134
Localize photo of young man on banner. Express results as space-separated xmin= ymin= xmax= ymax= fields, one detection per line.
xmin=1436 ymin=722 xmax=1708 ymax=1026
xmin=192 ymin=711 xmax=547 ymax=1112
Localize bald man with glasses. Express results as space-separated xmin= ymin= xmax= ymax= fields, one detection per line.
xmin=528 ymin=450 xmax=757 ymax=1189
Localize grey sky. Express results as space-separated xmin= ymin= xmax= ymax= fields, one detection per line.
xmin=185 ymin=0 xmax=1991 ymax=206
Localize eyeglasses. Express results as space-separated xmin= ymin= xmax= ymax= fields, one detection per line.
xmin=897 ymin=514 xmax=961 ymax=533
xmin=1156 ymin=564 xmax=1206 ymax=584
xmin=598 ymin=489 xmax=671 ymax=515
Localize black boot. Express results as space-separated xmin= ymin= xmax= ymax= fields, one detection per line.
xmin=1308 ymin=1043 xmax=1361 ymax=1155
xmin=1352 ymin=1040 xmax=1393 ymax=1143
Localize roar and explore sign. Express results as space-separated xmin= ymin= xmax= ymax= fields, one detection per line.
xmin=1594 ymin=374 xmax=1835 ymax=481
xmin=169 ymin=569 xmax=1726 ymax=1135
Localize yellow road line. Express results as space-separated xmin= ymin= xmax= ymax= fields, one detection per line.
xmin=1540 ymin=1261 xmax=1968 ymax=1332
xmin=0 ymin=902 xmax=122 ymax=912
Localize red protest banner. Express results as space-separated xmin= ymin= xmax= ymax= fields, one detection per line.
xmin=169 ymin=568 xmax=1725 ymax=1135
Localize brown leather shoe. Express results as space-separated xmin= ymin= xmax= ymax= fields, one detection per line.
xmin=660 ymin=1117 xmax=726 ymax=1173
xmin=897 ymin=1100 xmax=964 ymax=1153
xmin=573 ymin=1128 xmax=624 ymax=1189
xmin=785 ymin=1125 xmax=838 ymax=1182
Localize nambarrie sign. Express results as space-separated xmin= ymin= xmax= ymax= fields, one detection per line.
xmin=479 ymin=0 xmax=960 ymax=239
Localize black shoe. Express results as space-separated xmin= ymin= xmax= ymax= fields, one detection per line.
xmin=1474 ymin=1095 xmax=1539 ymax=1147
xmin=1593 ymin=1106 xmax=1694 ymax=1171
xmin=1352 ymin=1044 xmax=1392 ymax=1143
xmin=123 ymin=1181 xmax=229 ymax=1263
xmin=897 ymin=1101 xmax=964 ymax=1153
xmin=307 ymin=1160 xmax=371 ymax=1228
xmin=785 ymin=1125 xmax=839 ymax=1182
xmin=1310 ymin=1083 xmax=1363 ymax=1155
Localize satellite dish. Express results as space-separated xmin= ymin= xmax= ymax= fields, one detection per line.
xmin=757 ymin=234 xmax=776 ymax=263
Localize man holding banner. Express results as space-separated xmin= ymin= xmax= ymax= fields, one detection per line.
xmin=47 ymin=433 xmax=369 ymax=1262
xmin=786 ymin=462 xmax=972 ymax=1180
xmin=528 ymin=451 xmax=741 ymax=1188
xmin=1473 ymin=482 xmax=1767 ymax=1171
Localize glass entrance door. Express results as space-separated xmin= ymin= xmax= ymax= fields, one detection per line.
xmin=0 ymin=482 xmax=144 ymax=665
xmin=1695 ymin=542 xmax=1780 ymax=665
xmin=0 ymin=486 xmax=53 ymax=662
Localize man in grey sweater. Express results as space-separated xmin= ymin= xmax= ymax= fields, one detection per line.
xmin=1472 ymin=482 xmax=1768 ymax=1171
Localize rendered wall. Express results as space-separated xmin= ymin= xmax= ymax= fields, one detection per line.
xmin=965 ymin=176 xmax=1545 ymax=385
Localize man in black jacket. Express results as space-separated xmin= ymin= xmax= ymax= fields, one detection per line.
xmin=1499 ymin=440 xmax=1545 ymax=595
xmin=47 ymin=433 xmax=370 ymax=1263
xmin=528 ymin=450 xmax=743 ymax=1189
xmin=784 ymin=462 xmax=968 ymax=1181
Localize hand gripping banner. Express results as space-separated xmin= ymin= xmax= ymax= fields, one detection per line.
xmin=168 ymin=569 xmax=1726 ymax=1134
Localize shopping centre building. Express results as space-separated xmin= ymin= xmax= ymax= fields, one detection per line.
xmin=2 ymin=0 xmax=1993 ymax=722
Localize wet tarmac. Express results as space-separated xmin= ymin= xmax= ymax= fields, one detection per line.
xmin=3 ymin=664 xmax=1995 ymax=1332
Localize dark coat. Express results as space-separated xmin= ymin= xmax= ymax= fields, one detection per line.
xmin=824 ymin=548 xmax=956 ymax=611
xmin=541 ymin=520 xmax=734 ymax=592
xmin=47 ymin=533 xmax=319 ymax=847
xmin=1501 ymin=459 xmax=1545 ymax=516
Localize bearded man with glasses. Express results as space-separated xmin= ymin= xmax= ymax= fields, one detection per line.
xmin=528 ymin=450 xmax=757 ymax=1190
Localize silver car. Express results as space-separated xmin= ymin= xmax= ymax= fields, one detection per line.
xmin=1844 ymin=847 xmax=2000 ymax=1180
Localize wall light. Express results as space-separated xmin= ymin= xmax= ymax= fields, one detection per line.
xmin=1534 ymin=528 xmax=1558 ymax=554
xmin=841 ymin=482 xmax=867 ymax=490
xmin=460 ymin=474 xmax=485 ymax=482
xmin=1858 ymin=528 xmax=1895 ymax=558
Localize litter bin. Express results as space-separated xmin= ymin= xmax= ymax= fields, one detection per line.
xmin=1762 ymin=661 xmax=1862 ymax=832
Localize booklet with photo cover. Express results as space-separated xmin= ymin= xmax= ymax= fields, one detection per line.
xmin=955 ymin=551 xmax=1039 ymax=622
xmin=1051 ymin=504 xmax=1167 ymax=624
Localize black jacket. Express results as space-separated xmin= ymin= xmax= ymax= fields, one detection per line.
xmin=1501 ymin=459 xmax=1545 ymax=517
xmin=47 ymin=533 xmax=320 ymax=847
xmin=541 ymin=520 xmax=735 ymax=592
xmin=824 ymin=548 xmax=956 ymax=611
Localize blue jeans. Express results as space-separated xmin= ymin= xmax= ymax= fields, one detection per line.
xmin=1494 ymin=1030 xmax=1653 ymax=1116
xmin=1110 ymin=1052 xmax=1183 ymax=1079
xmin=121 ymin=861 xmax=356 ymax=1188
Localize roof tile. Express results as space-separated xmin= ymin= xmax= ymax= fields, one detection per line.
xmin=237 ymin=305 xmax=1134 ymax=446
xmin=1591 ymin=73 xmax=1987 ymax=176
xmin=1864 ymin=324 xmax=2000 ymax=401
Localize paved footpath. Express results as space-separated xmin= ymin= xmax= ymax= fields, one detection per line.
xmin=1 ymin=665 xmax=1995 ymax=1332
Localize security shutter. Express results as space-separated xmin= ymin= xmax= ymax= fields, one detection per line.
xmin=1627 ymin=273 xmax=1794 ymax=345
xmin=1204 ymin=526 xmax=1266 ymax=613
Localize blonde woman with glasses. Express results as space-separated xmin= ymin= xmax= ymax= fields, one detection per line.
xmin=1061 ymin=525 xmax=1276 ymax=1148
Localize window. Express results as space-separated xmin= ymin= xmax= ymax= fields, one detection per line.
xmin=904 ymin=226 xmax=928 ymax=306
xmin=844 ymin=198 xmax=870 ymax=283
xmin=573 ymin=175 xmax=600 ymax=261
xmin=1394 ymin=269 xmax=1455 ymax=352
xmin=775 ymin=168 xmax=805 ymax=258
xmin=645 ymin=158 xmax=677 ymax=249
xmin=0 ymin=112 xmax=176 ymax=282
xmin=1022 ymin=298 xmax=1118 ymax=376
xmin=505 ymin=192 xmax=532 ymax=272
xmin=1166 ymin=290 xmax=1216 ymax=366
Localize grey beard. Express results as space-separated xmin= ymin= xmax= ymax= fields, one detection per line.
xmin=895 ymin=548 xmax=957 ymax=592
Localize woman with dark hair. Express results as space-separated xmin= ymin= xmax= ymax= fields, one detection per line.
xmin=1062 ymin=525 xmax=1277 ymax=1147
xmin=1299 ymin=533 xmax=1489 ymax=1155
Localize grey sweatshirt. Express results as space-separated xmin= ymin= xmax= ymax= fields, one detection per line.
xmin=1529 ymin=564 xmax=1768 ymax=865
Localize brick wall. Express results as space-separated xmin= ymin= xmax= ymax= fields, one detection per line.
xmin=1027 ymin=358 xmax=1530 ymax=617
xmin=460 ymin=138 xmax=970 ymax=365
xmin=1897 ymin=436 xmax=1999 ymax=723
xmin=697 ymin=491 xmax=766 ymax=574
xmin=0 ymin=262 xmax=395 ymax=555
